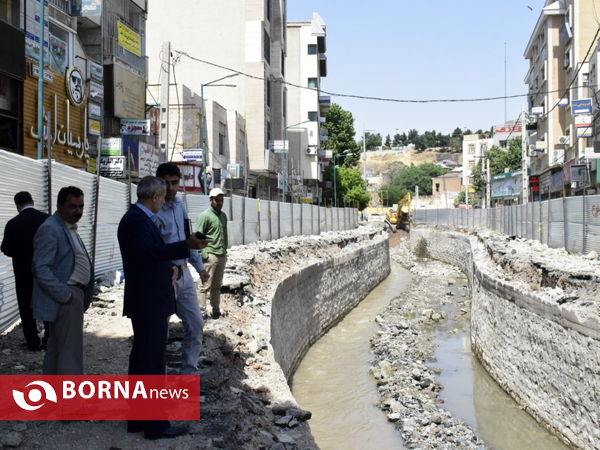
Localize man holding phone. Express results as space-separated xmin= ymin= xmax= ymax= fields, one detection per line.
xmin=155 ymin=163 xmax=209 ymax=376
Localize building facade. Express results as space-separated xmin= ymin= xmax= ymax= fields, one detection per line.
xmin=285 ymin=13 xmax=328 ymax=204
xmin=524 ymin=0 xmax=597 ymax=198
xmin=146 ymin=0 xmax=287 ymax=199
xmin=462 ymin=134 xmax=493 ymax=186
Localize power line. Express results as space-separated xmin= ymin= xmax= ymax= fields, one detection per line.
xmin=173 ymin=49 xmax=595 ymax=105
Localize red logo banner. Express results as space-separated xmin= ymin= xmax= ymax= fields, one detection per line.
xmin=0 ymin=376 xmax=200 ymax=420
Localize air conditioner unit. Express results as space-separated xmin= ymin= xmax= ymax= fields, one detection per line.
xmin=305 ymin=148 xmax=317 ymax=155
xmin=528 ymin=145 xmax=537 ymax=157
xmin=558 ymin=135 xmax=570 ymax=145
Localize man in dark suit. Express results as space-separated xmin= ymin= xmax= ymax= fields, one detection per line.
xmin=1 ymin=192 xmax=49 ymax=350
xmin=118 ymin=176 xmax=208 ymax=441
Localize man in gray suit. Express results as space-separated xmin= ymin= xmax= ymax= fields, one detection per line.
xmin=32 ymin=186 xmax=94 ymax=374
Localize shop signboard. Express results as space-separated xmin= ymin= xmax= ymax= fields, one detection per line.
xmin=89 ymin=80 xmax=104 ymax=102
xmin=113 ymin=61 xmax=145 ymax=119
xmin=491 ymin=170 xmax=522 ymax=199
xmin=139 ymin=142 xmax=160 ymax=178
xmin=183 ymin=149 xmax=204 ymax=163
xmin=25 ymin=0 xmax=49 ymax=62
xmin=120 ymin=119 xmax=150 ymax=135
xmin=89 ymin=60 xmax=103 ymax=81
xmin=117 ymin=21 xmax=142 ymax=57
xmin=99 ymin=156 xmax=125 ymax=177
xmin=268 ymin=140 xmax=288 ymax=153
xmin=122 ymin=136 xmax=139 ymax=177
xmin=571 ymin=99 xmax=592 ymax=115
xmin=101 ymin=137 xmax=122 ymax=156
xmin=88 ymin=102 xmax=101 ymax=118
xmin=89 ymin=119 xmax=101 ymax=136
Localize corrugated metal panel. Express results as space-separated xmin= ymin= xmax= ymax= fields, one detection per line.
xmin=270 ymin=201 xmax=281 ymax=240
xmin=280 ymin=203 xmax=293 ymax=237
xmin=50 ymin=162 xmax=96 ymax=266
xmin=564 ymin=196 xmax=583 ymax=253
xmin=244 ymin=198 xmax=259 ymax=244
xmin=184 ymin=194 xmax=210 ymax=225
xmin=548 ymin=198 xmax=564 ymax=248
xmin=0 ymin=151 xmax=49 ymax=333
xmin=301 ymin=204 xmax=311 ymax=235
xmin=584 ymin=195 xmax=600 ymax=254
xmin=259 ymin=200 xmax=271 ymax=241
xmin=94 ymin=177 xmax=128 ymax=276
xmin=228 ymin=195 xmax=244 ymax=247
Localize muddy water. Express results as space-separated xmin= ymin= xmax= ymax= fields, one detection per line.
xmin=434 ymin=275 xmax=569 ymax=450
xmin=292 ymin=264 xmax=410 ymax=450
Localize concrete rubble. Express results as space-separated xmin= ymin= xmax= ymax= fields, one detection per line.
xmin=0 ymin=225 xmax=383 ymax=450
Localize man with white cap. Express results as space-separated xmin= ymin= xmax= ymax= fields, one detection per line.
xmin=196 ymin=188 xmax=228 ymax=319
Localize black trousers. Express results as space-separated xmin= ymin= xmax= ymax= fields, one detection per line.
xmin=128 ymin=315 xmax=170 ymax=433
xmin=15 ymin=273 xmax=49 ymax=349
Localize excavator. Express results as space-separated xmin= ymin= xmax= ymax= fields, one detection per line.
xmin=385 ymin=193 xmax=412 ymax=232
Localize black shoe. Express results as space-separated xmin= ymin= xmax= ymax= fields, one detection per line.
xmin=211 ymin=311 xmax=221 ymax=319
xmin=127 ymin=422 xmax=145 ymax=433
xmin=26 ymin=343 xmax=41 ymax=351
xmin=144 ymin=425 xmax=189 ymax=440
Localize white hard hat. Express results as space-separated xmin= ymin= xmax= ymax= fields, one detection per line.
xmin=209 ymin=187 xmax=225 ymax=198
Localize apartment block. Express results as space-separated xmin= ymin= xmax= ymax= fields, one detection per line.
xmin=285 ymin=12 xmax=328 ymax=204
xmin=462 ymin=134 xmax=493 ymax=186
xmin=146 ymin=0 xmax=287 ymax=199
xmin=524 ymin=0 xmax=596 ymax=198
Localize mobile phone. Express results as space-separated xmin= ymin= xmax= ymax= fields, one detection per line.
xmin=195 ymin=231 xmax=207 ymax=240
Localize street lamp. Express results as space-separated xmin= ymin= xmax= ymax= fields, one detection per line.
xmin=283 ymin=119 xmax=315 ymax=202
xmin=332 ymin=150 xmax=350 ymax=208
xmin=200 ymin=72 xmax=240 ymax=194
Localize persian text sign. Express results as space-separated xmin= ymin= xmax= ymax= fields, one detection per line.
xmin=0 ymin=375 xmax=200 ymax=420
xmin=117 ymin=21 xmax=142 ymax=57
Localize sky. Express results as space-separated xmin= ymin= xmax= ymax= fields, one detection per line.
xmin=287 ymin=0 xmax=547 ymax=138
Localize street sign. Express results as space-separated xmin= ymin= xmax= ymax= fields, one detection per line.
xmin=584 ymin=147 xmax=600 ymax=159
xmin=183 ymin=149 xmax=204 ymax=163
xmin=574 ymin=114 xmax=593 ymax=128
xmin=571 ymin=99 xmax=592 ymax=115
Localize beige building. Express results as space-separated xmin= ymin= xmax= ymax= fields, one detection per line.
xmin=432 ymin=172 xmax=462 ymax=209
xmin=146 ymin=0 xmax=287 ymax=198
xmin=524 ymin=0 xmax=596 ymax=197
xmin=285 ymin=13 xmax=328 ymax=203
xmin=462 ymin=134 xmax=493 ymax=186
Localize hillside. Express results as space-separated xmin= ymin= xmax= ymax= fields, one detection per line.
xmin=362 ymin=148 xmax=462 ymax=175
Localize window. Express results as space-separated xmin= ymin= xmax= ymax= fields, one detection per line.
xmin=307 ymin=44 xmax=317 ymax=55
xmin=564 ymin=48 xmax=571 ymax=69
xmin=266 ymin=0 xmax=271 ymax=21
xmin=582 ymin=72 xmax=589 ymax=87
xmin=266 ymin=80 xmax=271 ymax=107
xmin=263 ymin=29 xmax=270 ymax=64
xmin=307 ymin=78 xmax=318 ymax=89
xmin=281 ymin=50 xmax=285 ymax=76
xmin=435 ymin=183 xmax=440 ymax=193
xmin=283 ymin=88 xmax=287 ymax=118
xmin=308 ymin=111 xmax=318 ymax=122
xmin=218 ymin=122 xmax=226 ymax=155
xmin=49 ymin=22 xmax=71 ymax=74
xmin=468 ymin=144 xmax=475 ymax=154
xmin=480 ymin=143 xmax=488 ymax=153
xmin=0 ymin=0 xmax=19 ymax=27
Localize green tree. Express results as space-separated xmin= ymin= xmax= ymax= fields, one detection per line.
xmin=452 ymin=127 xmax=463 ymax=138
xmin=384 ymin=134 xmax=391 ymax=149
xmin=454 ymin=190 xmax=477 ymax=207
xmin=322 ymin=103 xmax=361 ymax=166
xmin=365 ymin=132 xmax=382 ymax=150
xmin=407 ymin=129 xmax=419 ymax=144
xmin=392 ymin=133 xmax=403 ymax=147
xmin=381 ymin=163 xmax=449 ymax=204
xmin=339 ymin=166 xmax=370 ymax=209
xmin=471 ymin=138 xmax=523 ymax=193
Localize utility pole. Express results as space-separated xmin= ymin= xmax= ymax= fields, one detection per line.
xmin=159 ymin=41 xmax=171 ymax=162
xmin=36 ymin=0 xmax=46 ymax=160
xmin=486 ymin=158 xmax=491 ymax=208
xmin=521 ymin=105 xmax=529 ymax=204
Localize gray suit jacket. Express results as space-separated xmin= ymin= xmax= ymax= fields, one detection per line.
xmin=32 ymin=213 xmax=94 ymax=322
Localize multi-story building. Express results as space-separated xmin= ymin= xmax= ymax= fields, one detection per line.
xmin=492 ymin=119 xmax=522 ymax=148
xmin=146 ymin=0 xmax=287 ymax=199
xmin=524 ymin=0 xmax=596 ymax=197
xmin=285 ymin=12 xmax=329 ymax=204
xmin=462 ymin=134 xmax=493 ymax=186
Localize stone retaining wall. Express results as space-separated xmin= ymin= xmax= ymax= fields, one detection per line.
xmin=270 ymin=234 xmax=390 ymax=379
xmin=409 ymin=228 xmax=600 ymax=450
